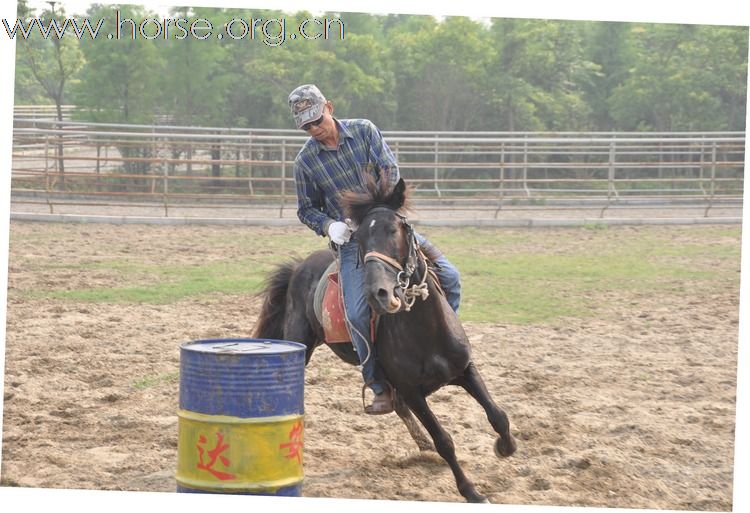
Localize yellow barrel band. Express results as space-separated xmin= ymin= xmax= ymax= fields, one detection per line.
xmin=176 ymin=411 xmax=304 ymax=492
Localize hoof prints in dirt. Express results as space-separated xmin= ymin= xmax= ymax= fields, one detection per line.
xmin=1 ymin=223 xmax=739 ymax=508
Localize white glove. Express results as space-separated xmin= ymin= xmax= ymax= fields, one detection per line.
xmin=327 ymin=221 xmax=352 ymax=245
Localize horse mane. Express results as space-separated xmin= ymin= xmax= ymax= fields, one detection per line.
xmin=340 ymin=171 xmax=412 ymax=225
xmin=419 ymin=241 xmax=443 ymax=264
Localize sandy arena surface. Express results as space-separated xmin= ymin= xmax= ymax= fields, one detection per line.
xmin=0 ymin=221 xmax=741 ymax=510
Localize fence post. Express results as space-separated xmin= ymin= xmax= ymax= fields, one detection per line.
xmin=187 ymin=140 xmax=193 ymax=177
xmin=658 ymin=141 xmax=663 ymax=181
xmin=56 ymin=118 xmax=65 ymax=191
xmin=52 ymin=123 xmax=59 ymax=191
xmin=608 ymin=141 xmax=618 ymax=199
xmin=434 ymin=135 xmax=441 ymax=198
xmin=247 ymin=130 xmax=255 ymax=196
xmin=151 ymin=125 xmax=158 ymax=195
xmin=699 ymin=137 xmax=707 ymax=196
xmin=162 ymin=136 xmax=169 ymax=217
xmin=44 ymin=134 xmax=53 ymax=213
xmin=495 ymin=142 xmax=505 ymax=219
xmin=95 ymin=140 xmax=102 ymax=192
xmin=95 ymin=139 xmax=101 ymax=177
xmin=523 ymin=136 xmax=530 ymax=197
xmin=600 ymin=141 xmax=618 ymax=218
xmin=235 ymin=146 xmax=241 ymax=177
xmin=280 ymin=139 xmax=286 ymax=218
xmin=704 ymin=141 xmax=717 ymax=217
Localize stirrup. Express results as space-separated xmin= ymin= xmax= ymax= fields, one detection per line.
xmin=361 ymin=381 xmax=394 ymax=415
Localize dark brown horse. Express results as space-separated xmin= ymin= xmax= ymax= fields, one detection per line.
xmin=253 ymin=177 xmax=516 ymax=503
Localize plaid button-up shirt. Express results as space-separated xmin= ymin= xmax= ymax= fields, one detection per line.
xmin=293 ymin=118 xmax=400 ymax=236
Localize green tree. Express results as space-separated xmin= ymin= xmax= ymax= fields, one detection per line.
xmin=72 ymin=4 xmax=164 ymax=182
xmin=161 ymin=6 xmax=231 ymax=127
xmin=229 ymin=10 xmax=390 ymax=128
xmin=487 ymin=18 xmax=595 ymax=131
xmin=389 ymin=16 xmax=494 ymax=130
xmin=582 ymin=21 xmax=634 ymax=130
xmin=16 ymin=7 xmax=747 ymax=136
xmin=320 ymin=31 xmax=395 ymax=126
xmin=15 ymin=3 xmax=84 ymax=120
xmin=15 ymin=2 xmax=85 ymax=188
xmin=13 ymin=0 xmax=48 ymax=105
xmin=73 ymin=4 xmax=163 ymax=124
xmin=608 ymin=24 xmax=748 ymax=131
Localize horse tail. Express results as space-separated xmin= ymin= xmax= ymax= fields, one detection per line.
xmin=252 ymin=260 xmax=298 ymax=340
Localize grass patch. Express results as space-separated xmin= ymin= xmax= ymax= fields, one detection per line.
xmin=426 ymin=225 xmax=740 ymax=323
xmin=583 ymin=221 xmax=608 ymax=230
xmin=132 ymin=372 xmax=180 ymax=390
xmin=45 ymin=258 xmax=271 ymax=304
xmin=452 ymin=250 xmax=716 ymax=323
xmin=12 ymin=225 xmax=741 ymax=325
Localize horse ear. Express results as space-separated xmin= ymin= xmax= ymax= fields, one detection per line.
xmin=388 ymin=178 xmax=407 ymax=210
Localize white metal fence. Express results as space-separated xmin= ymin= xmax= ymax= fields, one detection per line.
xmin=11 ymin=118 xmax=745 ymax=220
xmin=12 ymin=105 xmax=75 ymax=119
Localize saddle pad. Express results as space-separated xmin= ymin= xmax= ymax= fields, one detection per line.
xmin=313 ymin=261 xmax=352 ymax=344
xmin=313 ymin=260 xmax=335 ymax=324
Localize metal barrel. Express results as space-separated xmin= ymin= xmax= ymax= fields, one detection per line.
xmin=176 ymin=338 xmax=306 ymax=495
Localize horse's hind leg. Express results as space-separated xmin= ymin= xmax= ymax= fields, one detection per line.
xmin=455 ymin=361 xmax=516 ymax=458
xmin=398 ymin=388 xmax=488 ymax=503
xmin=393 ymin=391 xmax=434 ymax=452
xmin=282 ymin=307 xmax=319 ymax=366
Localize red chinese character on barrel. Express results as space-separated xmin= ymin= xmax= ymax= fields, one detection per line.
xmin=196 ymin=432 xmax=237 ymax=481
xmin=279 ymin=420 xmax=304 ymax=464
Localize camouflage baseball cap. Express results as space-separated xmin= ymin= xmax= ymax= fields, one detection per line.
xmin=288 ymin=84 xmax=327 ymax=129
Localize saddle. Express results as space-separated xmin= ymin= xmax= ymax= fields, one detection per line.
xmin=313 ymin=261 xmax=353 ymax=344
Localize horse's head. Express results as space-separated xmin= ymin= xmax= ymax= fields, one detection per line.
xmin=342 ymin=175 xmax=423 ymax=315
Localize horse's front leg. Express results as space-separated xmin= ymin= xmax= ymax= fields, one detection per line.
xmin=398 ymin=387 xmax=488 ymax=503
xmin=393 ymin=391 xmax=434 ymax=452
xmin=453 ymin=361 xmax=516 ymax=458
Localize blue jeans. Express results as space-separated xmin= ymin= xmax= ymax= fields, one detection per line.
xmin=338 ymin=232 xmax=461 ymax=394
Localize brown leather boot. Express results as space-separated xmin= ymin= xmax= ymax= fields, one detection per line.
xmin=362 ymin=383 xmax=394 ymax=415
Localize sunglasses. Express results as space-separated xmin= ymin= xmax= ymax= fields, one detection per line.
xmin=301 ymin=115 xmax=324 ymax=131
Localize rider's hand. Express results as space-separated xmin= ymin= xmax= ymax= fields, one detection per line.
xmin=327 ymin=221 xmax=352 ymax=245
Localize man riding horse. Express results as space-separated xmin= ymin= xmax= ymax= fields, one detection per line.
xmin=288 ymin=84 xmax=462 ymax=415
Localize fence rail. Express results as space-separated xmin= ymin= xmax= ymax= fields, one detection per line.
xmin=13 ymin=105 xmax=76 ymax=120
xmin=11 ymin=118 xmax=745 ymax=221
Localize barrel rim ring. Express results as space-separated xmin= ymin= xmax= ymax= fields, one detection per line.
xmin=180 ymin=337 xmax=307 ymax=352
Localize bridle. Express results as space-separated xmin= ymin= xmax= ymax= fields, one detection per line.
xmin=360 ymin=207 xmax=430 ymax=312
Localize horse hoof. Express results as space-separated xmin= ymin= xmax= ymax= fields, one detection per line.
xmin=494 ymin=436 xmax=517 ymax=458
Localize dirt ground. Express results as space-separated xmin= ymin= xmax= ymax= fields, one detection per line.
xmin=0 ymin=221 xmax=741 ymax=510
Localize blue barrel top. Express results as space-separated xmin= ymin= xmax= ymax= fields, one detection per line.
xmin=180 ymin=338 xmax=306 ymax=418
